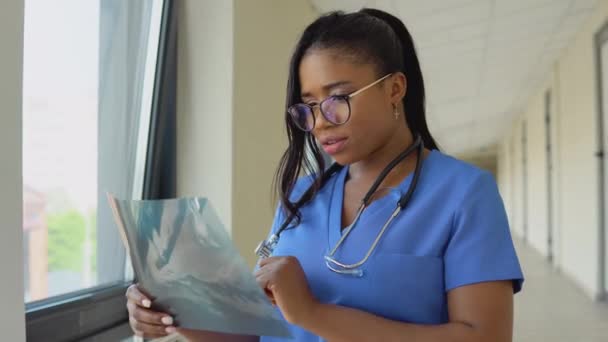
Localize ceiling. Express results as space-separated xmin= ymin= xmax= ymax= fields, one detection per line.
xmin=308 ymin=0 xmax=599 ymax=156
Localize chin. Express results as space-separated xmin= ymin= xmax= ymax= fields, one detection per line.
xmin=328 ymin=152 xmax=358 ymax=166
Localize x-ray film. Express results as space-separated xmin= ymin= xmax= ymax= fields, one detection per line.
xmin=107 ymin=194 xmax=290 ymax=338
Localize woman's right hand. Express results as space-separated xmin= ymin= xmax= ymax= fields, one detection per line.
xmin=126 ymin=284 xmax=176 ymax=339
xmin=126 ymin=284 xmax=259 ymax=342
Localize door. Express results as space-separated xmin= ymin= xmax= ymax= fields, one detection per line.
xmin=595 ymin=23 xmax=608 ymax=298
xmin=545 ymin=90 xmax=555 ymax=262
xmin=522 ymin=121 xmax=528 ymax=243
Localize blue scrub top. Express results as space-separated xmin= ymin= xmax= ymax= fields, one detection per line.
xmin=261 ymin=150 xmax=524 ymax=342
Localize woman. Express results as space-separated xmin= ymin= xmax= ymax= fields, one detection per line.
xmin=126 ymin=8 xmax=524 ymax=342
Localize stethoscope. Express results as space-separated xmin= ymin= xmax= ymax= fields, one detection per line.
xmin=255 ymin=135 xmax=424 ymax=277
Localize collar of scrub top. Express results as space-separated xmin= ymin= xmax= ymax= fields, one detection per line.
xmin=324 ymin=136 xmax=424 ymax=277
xmin=255 ymin=135 xmax=424 ymax=278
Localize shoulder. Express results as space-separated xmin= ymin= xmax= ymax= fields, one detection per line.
xmin=288 ymin=174 xmax=316 ymax=202
xmin=425 ymin=150 xmax=499 ymax=204
xmin=288 ymin=166 xmax=343 ymax=202
xmin=431 ymin=151 xmax=489 ymax=182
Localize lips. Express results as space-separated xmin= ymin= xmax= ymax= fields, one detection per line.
xmin=320 ymin=136 xmax=348 ymax=155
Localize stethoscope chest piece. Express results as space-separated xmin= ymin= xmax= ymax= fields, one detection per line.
xmin=255 ymin=234 xmax=279 ymax=259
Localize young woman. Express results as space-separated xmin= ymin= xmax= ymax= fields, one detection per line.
xmin=126 ymin=8 xmax=524 ymax=342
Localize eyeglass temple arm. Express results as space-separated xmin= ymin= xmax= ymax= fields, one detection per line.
xmin=348 ymin=73 xmax=393 ymax=98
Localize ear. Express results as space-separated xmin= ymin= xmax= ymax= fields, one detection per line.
xmin=388 ymin=72 xmax=407 ymax=105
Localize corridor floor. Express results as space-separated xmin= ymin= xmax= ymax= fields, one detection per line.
xmin=513 ymin=240 xmax=608 ymax=341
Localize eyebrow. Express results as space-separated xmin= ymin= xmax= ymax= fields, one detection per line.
xmin=301 ymin=80 xmax=353 ymax=99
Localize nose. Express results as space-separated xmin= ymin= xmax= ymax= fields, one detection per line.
xmin=312 ymin=105 xmax=332 ymax=132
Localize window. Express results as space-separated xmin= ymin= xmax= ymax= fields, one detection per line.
xmin=23 ymin=0 xmax=106 ymax=302
xmin=23 ymin=0 xmax=177 ymax=340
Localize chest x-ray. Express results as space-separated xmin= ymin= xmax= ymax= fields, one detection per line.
xmin=107 ymin=194 xmax=290 ymax=338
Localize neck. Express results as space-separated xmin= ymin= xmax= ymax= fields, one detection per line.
xmin=348 ymin=129 xmax=417 ymax=187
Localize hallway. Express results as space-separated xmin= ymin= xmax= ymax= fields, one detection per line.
xmin=514 ymin=240 xmax=608 ymax=341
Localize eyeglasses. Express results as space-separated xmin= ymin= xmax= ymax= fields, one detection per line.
xmin=287 ymin=73 xmax=393 ymax=132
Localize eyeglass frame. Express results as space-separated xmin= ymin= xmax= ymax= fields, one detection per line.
xmin=287 ymin=73 xmax=394 ymax=132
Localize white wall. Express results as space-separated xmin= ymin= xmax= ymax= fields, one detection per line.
xmin=0 ymin=0 xmax=26 ymax=340
xmin=176 ymin=0 xmax=234 ymax=230
xmin=498 ymin=1 xmax=608 ymax=299
xmin=176 ymin=0 xmax=318 ymax=267
xmin=497 ymin=136 xmax=513 ymax=225
xmin=510 ymin=121 xmax=525 ymax=239
xmin=555 ymin=4 xmax=604 ymax=297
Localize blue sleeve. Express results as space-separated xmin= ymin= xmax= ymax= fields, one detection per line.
xmin=444 ymin=172 xmax=524 ymax=293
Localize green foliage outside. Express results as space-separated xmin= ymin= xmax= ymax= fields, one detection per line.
xmin=47 ymin=209 xmax=96 ymax=273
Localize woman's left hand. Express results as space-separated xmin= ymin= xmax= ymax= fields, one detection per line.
xmin=254 ymin=256 xmax=319 ymax=325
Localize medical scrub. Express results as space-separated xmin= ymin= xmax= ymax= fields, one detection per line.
xmin=260 ymin=149 xmax=524 ymax=342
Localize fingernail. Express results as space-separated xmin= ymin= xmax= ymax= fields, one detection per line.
xmin=165 ymin=326 xmax=176 ymax=334
xmin=161 ymin=316 xmax=173 ymax=325
xmin=142 ymin=299 xmax=151 ymax=308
